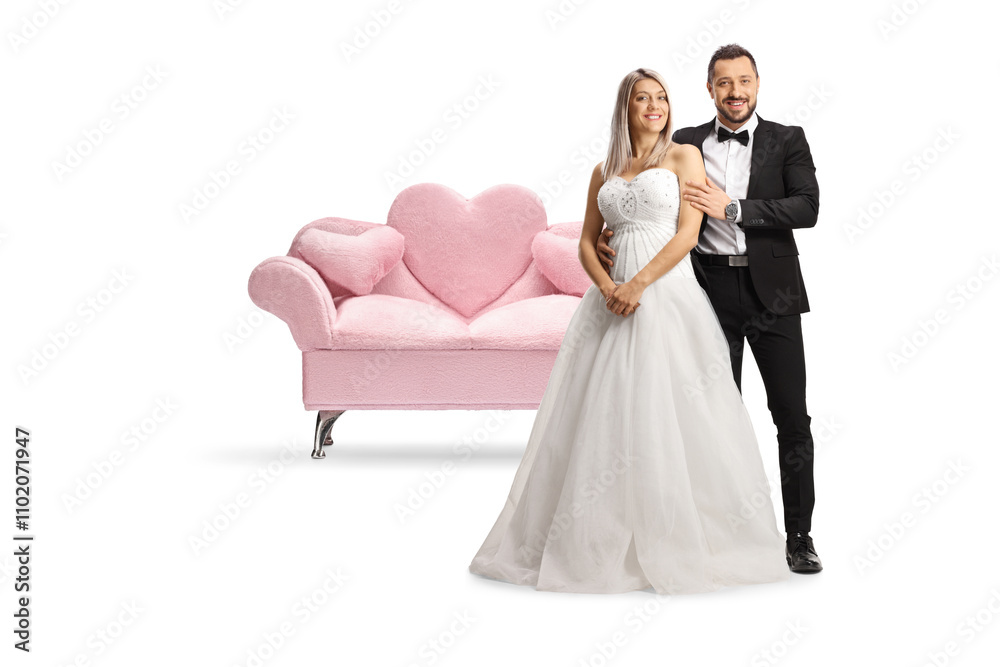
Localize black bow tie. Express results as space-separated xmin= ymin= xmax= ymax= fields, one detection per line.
xmin=717 ymin=126 xmax=749 ymax=146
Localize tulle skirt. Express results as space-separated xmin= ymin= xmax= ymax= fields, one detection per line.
xmin=469 ymin=271 xmax=790 ymax=594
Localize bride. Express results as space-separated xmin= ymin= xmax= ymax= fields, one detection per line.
xmin=468 ymin=68 xmax=790 ymax=594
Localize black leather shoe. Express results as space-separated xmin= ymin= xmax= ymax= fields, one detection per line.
xmin=786 ymin=531 xmax=823 ymax=574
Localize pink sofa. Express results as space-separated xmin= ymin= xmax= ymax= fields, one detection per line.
xmin=248 ymin=182 xmax=594 ymax=459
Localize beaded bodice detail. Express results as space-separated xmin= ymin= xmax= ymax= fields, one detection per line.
xmin=596 ymin=168 xmax=693 ymax=284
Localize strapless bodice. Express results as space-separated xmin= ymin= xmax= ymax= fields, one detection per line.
xmin=596 ymin=168 xmax=694 ymax=284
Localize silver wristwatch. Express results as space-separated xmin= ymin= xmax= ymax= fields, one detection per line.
xmin=725 ymin=200 xmax=739 ymax=222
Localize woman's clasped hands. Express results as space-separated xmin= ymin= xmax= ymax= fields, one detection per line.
xmin=601 ymin=280 xmax=644 ymax=317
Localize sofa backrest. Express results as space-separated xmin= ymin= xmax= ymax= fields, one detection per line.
xmin=287 ymin=183 xmax=586 ymax=324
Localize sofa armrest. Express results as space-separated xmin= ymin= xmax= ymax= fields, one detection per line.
xmin=248 ymin=256 xmax=336 ymax=351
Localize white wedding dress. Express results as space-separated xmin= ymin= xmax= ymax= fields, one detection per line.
xmin=468 ymin=168 xmax=790 ymax=594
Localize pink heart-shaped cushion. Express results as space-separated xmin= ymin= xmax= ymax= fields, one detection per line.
xmin=531 ymin=229 xmax=591 ymax=296
xmin=295 ymin=225 xmax=404 ymax=297
xmin=387 ymin=183 xmax=547 ymax=318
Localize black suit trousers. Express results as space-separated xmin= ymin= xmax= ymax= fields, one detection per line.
xmin=700 ymin=262 xmax=815 ymax=533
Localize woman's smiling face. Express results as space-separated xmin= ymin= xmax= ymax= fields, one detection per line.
xmin=628 ymin=78 xmax=668 ymax=134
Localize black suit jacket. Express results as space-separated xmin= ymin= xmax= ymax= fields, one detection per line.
xmin=672 ymin=115 xmax=819 ymax=315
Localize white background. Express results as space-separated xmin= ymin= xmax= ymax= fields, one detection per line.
xmin=3 ymin=0 xmax=999 ymax=664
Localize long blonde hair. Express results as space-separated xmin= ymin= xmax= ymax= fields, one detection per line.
xmin=601 ymin=68 xmax=674 ymax=182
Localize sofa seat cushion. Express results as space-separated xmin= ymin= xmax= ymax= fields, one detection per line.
xmin=330 ymin=294 xmax=470 ymax=350
xmin=469 ymin=294 xmax=583 ymax=350
xmin=326 ymin=292 xmax=585 ymax=351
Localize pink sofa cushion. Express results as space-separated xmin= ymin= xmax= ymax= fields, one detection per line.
xmin=531 ymin=229 xmax=591 ymax=297
xmin=469 ymin=294 xmax=583 ymax=349
xmin=296 ymin=225 xmax=405 ymax=297
xmin=330 ymin=294 xmax=470 ymax=350
xmin=386 ymin=183 xmax=547 ymax=318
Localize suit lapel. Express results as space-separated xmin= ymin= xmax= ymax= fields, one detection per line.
xmin=690 ymin=118 xmax=715 ymax=153
xmin=747 ymin=115 xmax=772 ymax=198
xmin=686 ymin=115 xmax=772 ymax=243
xmin=689 ymin=119 xmax=717 ymax=238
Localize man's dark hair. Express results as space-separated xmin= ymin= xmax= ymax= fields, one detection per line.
xmin=707 ymin=44 xmax=758 ymax=84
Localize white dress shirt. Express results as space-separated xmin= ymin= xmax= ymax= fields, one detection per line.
xmin=696 ymin=111 xmax=758 ymax=255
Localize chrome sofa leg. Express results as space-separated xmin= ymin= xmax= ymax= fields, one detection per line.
xmin=312 ymin=409 xmax=346 ymax=459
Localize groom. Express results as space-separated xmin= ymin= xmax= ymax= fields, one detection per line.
xmin=596 ymin=44 xmax=822 ymax=574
